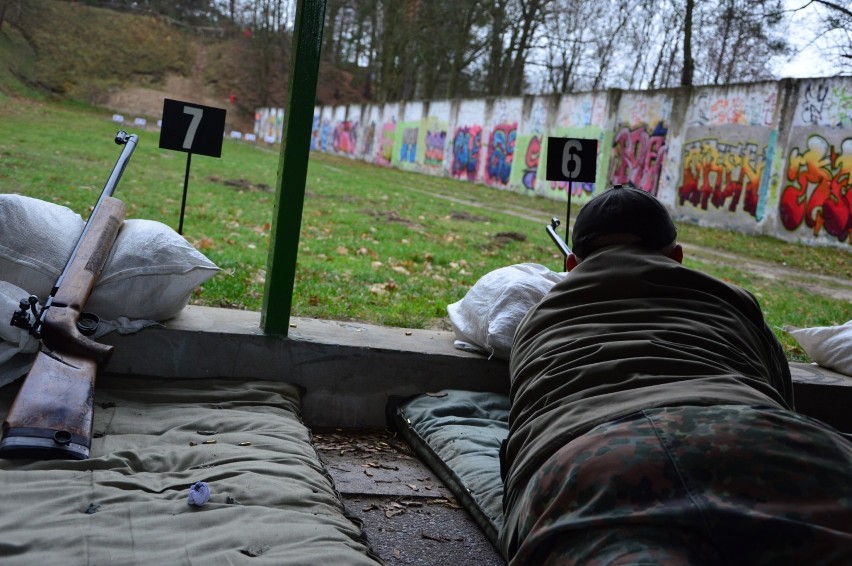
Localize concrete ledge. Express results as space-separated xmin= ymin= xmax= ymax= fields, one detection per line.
xmin=100 ymin=306 xmax=851 ymax=431
xmin=101 ymin=306 xmax=509 ymax=427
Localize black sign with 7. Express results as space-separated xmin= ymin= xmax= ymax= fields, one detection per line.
xmin=159 ymin=98 xmax=226 ymax=158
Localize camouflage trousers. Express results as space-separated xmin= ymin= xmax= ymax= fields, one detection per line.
xmin=507 ymin=405 xmax=852 ymax=565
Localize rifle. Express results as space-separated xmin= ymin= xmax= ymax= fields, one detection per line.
xmin=1 ymin=131 xmax=138 ymax=460
xmin=546 ymin=217 xmax=571 ymax=271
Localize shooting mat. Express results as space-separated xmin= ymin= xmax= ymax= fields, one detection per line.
xmin=390 ymin=390 xmax=509 ymax=548
xmin=0 ymin=376 xmax=381 ymax=565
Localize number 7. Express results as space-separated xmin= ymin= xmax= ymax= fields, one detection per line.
xmin=182 ymin=106 xmax=203 ymax=150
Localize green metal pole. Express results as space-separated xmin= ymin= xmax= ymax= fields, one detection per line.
xmin=261 ymin=0 xmax=326 ymax=336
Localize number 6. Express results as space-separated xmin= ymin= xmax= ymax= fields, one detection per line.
xmin=561 ymin=140 xmax=581 ymax=179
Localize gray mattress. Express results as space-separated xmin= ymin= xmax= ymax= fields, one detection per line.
xmin=0 ymin=375 xmax=381 ymax=565
xmin=390 ymin=390 xmax=509 ymax=548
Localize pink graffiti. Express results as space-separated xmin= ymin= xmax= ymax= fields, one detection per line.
xmin=678 ymin=139 xmax=765 ymax=217
xmin=332 ymin=121 xmax=356 ymax=154
xmin=522 ymin=135 xmax=540 ymax=191
xmin=780 ymin=135 xmax=852 ymax=243
xmin=610 ymin=121 xmax=668 ymax=195
xmin=376 ymin=122 xmax=396 ymax=166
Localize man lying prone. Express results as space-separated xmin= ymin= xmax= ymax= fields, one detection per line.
xmin=500 ymin=185 xmax=852 ymax=564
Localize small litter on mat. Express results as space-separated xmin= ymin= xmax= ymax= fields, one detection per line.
xmin=188 ymin=481 xmax=211 ymax=507
xmin=196 ymin=430 xmax=218 ymax=436
xmin=84 ymin=503 xmax=100 ymax=514
xmin=238 ymin=441 xmax=251 ymax=446
xmin=202 ymin=439 xmax=217 ymax=445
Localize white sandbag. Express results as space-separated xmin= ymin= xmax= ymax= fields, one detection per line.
xmin=448 ymin=263 xmax=564 ymax=360
xmin=784 ymin=321 xmax=852 ymax=377
xmin=0 ymin=194 xmax=83 ymax=299
xmin=88 ymin=219 xmax=219 ymax=321
xmin=0 ymin=281 xmax=40 ymax=387
xmin=0 ymin=195 xmax=219 ymax=322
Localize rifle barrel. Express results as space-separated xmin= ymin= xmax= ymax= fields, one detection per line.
xmin=51 ymin=133 xmax=138 ymax=296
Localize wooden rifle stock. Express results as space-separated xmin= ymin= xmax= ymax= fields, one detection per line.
xmin=1 ymin=132 xmax=137 ymax=460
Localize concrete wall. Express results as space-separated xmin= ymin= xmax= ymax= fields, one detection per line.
xmin=296 ymin=77 xmax=852 ymax=248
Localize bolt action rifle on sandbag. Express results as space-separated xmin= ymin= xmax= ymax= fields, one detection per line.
xmin=546 ymin=217 xmax=572 ymax=272
xmin=0 ymin=131 xmax=138 ymax=460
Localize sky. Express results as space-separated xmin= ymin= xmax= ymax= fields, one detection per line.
xmin=771 ymin=0 xmax=848 ymax=78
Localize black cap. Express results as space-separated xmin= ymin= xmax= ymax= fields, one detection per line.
xmin=571 ymin=185 xmax=677 ymax=258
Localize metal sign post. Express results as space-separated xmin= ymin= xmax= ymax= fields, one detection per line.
xmin=158 ymin=98 xmax=227 ymax=234
xmin=545 ymin=137 xmax=598 ymax=241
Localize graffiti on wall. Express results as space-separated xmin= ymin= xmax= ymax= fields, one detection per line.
xmin=310 ymin=115 xmax=320 ymax=151
xmin=376 ymin=122 xmax=396 ymax=166
xmin=690 ymin=91 xmax=776 ymax=127
xmin=610 ymin=121 xmax=668 ymax=195
xmin=452 ymin=126 xmax=482 ymax=181
xmin=797 ymin=81 xmax=852 ymax=127
xmin=320 ymin=119 xmax=331 ymax=152
xmin=780 ymin=134 xmax=852 ymax=243
xmin=254 ymin=108 xmax=285 ymax=143
xmin=360 ymin=121 xmax=376 ymax=157
xmin=333 ymin=121 xmax=357 ymax=155
xmin=549 ymin=180 xmax=595 ymax=198
xmin=425 ymin=130 xmax=447 ymax=167
xmin=400 ymin=127 xmax=419 ymax=163
xmin=678 ymin=137 xmax=767 ymax=218
xmin=485 ymin=123 xmax=517 ymax=186
xmin=522 ymin=135 xmax=541 ymax=191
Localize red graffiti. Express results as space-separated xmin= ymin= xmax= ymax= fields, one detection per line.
xmin=780 ymin=134 xmax=852 ymax=243
xmin=610 ymin=121 xmax=668 ymax=195
xmin=333 ymin=121 xmax=356 ymax=154
xmin=522 ymin=136 xmax=540 ymax=191
xmin=678 ymin=139 xmax=764 ymax=217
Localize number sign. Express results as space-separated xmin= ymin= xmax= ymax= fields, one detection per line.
xmin=545 ymin=137 xmax=597 ymax=184
xmin=159 ymin=99 xmax=226 ymax=158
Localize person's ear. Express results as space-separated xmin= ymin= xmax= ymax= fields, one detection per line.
xmin=668 ymin=244 xmax=683 ymax=264
xmin=565 ymin=253 xmax=580 ymax=272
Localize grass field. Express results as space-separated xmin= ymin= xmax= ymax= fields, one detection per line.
xmin=1 ymin=97 xmax=850 ymax=361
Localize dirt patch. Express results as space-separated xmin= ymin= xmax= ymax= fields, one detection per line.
xmin=683 ymin=244 xmax=852 ymax=302
xmin=208 ymin=176 xmax=273 ymax=193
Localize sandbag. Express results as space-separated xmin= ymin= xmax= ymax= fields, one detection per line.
xmin=784 ymin=321 xmax=852 ymax=377
xmin=448 ymin=263 xmax=564 ymax=360
xmin=0 ymin=194 xmax=219 ymax=322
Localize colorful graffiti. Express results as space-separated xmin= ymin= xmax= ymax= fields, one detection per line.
xmin=425 ymin=130 xmax=446 ymax=167
xmin=522 ymin=135 xmax=541 ymax=191
xmin=376 ymin=122 xmax=396 ymax=166
xmin=333 ymin=121 xmax=356 ymax=154
xmin=254 ymin=107 xmax=285 ymax=143
xmin=610 ymin=121 xmax=667 ymax=195
xmin=549 ymin=180 xmax=594 ymax=197
xmin=400 ymin=127 xmax=418 ymax=163
xmin=310 ymin=115 xmax=320 ymax=151
xmin=485 ymin=123 xmax=517 ymax=186
xmin=780 ymin=134 xmax=852 ymax=243
xmin=320 ymin=119 xmax=331 ymax=152
xmin=451 ymin=126 xmax=482 ymax=181
xmin=678 ymin=138 xmax=765 ymax=217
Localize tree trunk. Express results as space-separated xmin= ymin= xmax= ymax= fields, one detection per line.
xmin=681 ymin=0 xmax=694 ymax=86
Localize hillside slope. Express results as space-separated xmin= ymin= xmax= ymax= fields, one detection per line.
xmin=0 ymin=0 xmax=364 ymax=131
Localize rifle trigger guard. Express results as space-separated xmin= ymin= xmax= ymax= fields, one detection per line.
xmin=77 ymin=313 xmax=100 ymax=337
